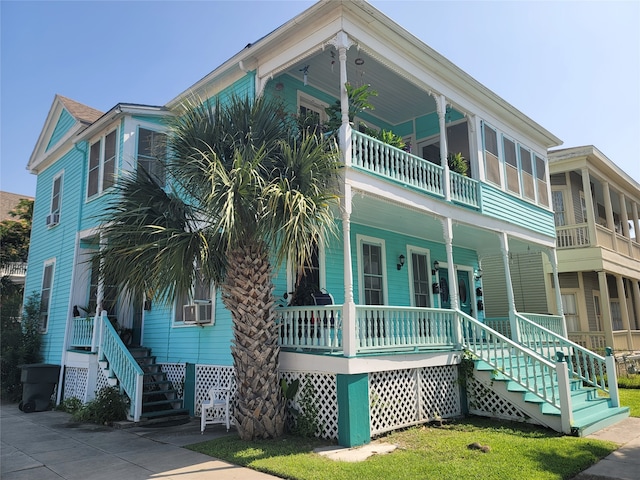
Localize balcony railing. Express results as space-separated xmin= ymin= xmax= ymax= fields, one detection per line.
xmin=556 ymin=223 xmax=590 ymax=249
xmin=1 ymin=262 xmax=27 ymax=277
xmin=70 ymin=317 xmax=94 ymax=349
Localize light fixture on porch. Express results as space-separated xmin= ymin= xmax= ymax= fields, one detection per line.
xmin=474 ymin=268 xmax=483 ymax=280
xmin=397 ymin=254 xmax=405 ymax=270
xmin=432 ymin=260 xmax=439 ymax=275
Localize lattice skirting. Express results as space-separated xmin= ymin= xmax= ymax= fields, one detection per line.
xmin=466 ymin=376 xmax=535 ymax=424
xmin=63 ymin=366 xmax=89 ymax=402
xmin=370 ymin=365 xmax=461 ymax=436
xmin=160 ymin=363 xmax=186 ymax=397
xmin=195 ymin=364 xmax=237 ymax=424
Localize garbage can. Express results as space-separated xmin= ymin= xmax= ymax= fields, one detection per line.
xmin=19 ymin=364 xmax=61 ymax=413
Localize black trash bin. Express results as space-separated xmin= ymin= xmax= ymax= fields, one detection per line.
xmin=19 ymin=363 xmax=61 ymax=413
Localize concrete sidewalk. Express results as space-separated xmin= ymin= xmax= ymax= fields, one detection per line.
xmin=572 ymin=417 xmax=640 ymax=480
xmin=0 ymin=402 xmax=280 ymax=480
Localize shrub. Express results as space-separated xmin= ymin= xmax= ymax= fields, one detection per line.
xmin=72 ymin=386 xmax=129 ymax=425
xmin=57 ymin=396 xmax=84 ymax=414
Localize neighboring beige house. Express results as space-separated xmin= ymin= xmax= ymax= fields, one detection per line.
xmin=546 ymin=146 xmax=640 ymax=354
xmin=0 ymin=191 xmax=34 ymax=284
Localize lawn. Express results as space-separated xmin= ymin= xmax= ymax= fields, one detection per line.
xmin=619 ymin=384 xmax=640 ymax=417
xmin=187 ymin=416 xmax=617 ymax=480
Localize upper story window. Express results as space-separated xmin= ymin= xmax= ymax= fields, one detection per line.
xmin=88 ymin=129 xmax=117 ymax=198
xmin=46 ymin=172 xmax=63 ymax=227
xmin=535 ymin=154 xmax=549 ymax=207
xmin=482 ymin=124 xmax=500 ymax=185
xmin=137 ymin=128 xmax=166 ymax=187
xmin=298 ymin=94 xmax=328 ymax=132
xmin=503 ymin=137 xmax=520 ymax=195
xmin=39 ymin=260 xmax=55 ymax=332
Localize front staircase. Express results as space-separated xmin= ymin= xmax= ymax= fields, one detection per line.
xmin=461 ymin=312 xmax=630 ymax=436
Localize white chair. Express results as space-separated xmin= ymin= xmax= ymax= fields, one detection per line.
xmin=201 ymin=383 xmax=232 ymax=433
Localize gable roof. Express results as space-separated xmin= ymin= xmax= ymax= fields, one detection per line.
xmin=27 ymin=95 xmax=104 ymax=174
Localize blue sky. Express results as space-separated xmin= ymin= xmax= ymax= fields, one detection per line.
xmin=2 ymin=0 xmax=639 ymax=198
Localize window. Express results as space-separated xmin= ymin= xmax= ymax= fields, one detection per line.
xmin=298 ymin=94 xmax=328 ymax=132
xmin=39 ymin=261 xmax=55 ymax=332
xmin=482 ymin=123 xmax=500 ymax=185
xmin=46 ymin=173 xmax=63 ymax=227
xmin=88 ymin=257 xmax=118 ymax=318
xmin=174 ymin=269 xmax=214 ymax=325
xmin=611 ymin=300 xmax=623 ymax=330
xmin=362 ymin=242 xmax=384 ymax=305
xmin=520 ymin=147 xmax=535 ymax=200
xmin=593 ymin=294 xmax=603 ymax=331
xmin=535 ymin=155 xmax=549 ymax=206
xmin=410 ymin=251 xmax=431 ymax=307
xmin=137 ymin=128 xmax=166 ymax=187
xmin=503 ymin=137 xmax=520 ymax=195
xmin=561 ymin=293 xmax=579 ymax=332
xmin=88 ymin=129 xmax=117 ymax=197
xmin=418 ymin=121 xmax=470 ymax=174
xmin=552 ymin=190 xmax=566 ymax=226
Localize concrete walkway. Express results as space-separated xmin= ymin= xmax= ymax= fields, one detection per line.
xmin=0 ymin=402 xmax=279 ymax=480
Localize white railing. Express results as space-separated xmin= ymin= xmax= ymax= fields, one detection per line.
xmin=450 ymin=171 xmax=479 ymax=208
xmin=520 ymin=313 xmax=565 ymax=336
xmin=355 ymin=306 xmax=457 ymax=353
xmin=556 ymin=224 xmax=590 ymax=248
xmin=515 ymin=313 xmax=614 ymax=397
xmin=1 ymin=262 xmax=27 ymax=277
xmin=98 ymin=312 xmax=144 ymax=421
xmin=70 ymin=317 xmax=94 ymax=348
xmin=352 ymin=130 xmax=444 ymax=197
xmin=459 ymin=311 xmax=561 ymax=410
xmin=276 ymin=305 xmax=343 ymax=351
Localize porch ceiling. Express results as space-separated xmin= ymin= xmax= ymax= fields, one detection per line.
xmin=349 ymin=193 xmax=545 ymax=259
xmin=284 ymin=48 xmax=437 ymax=126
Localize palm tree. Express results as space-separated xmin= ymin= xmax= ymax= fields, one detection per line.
xmin=96 ymin=95 xmax=341 ymax=440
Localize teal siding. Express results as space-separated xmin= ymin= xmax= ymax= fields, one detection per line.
xmin=24 ymin=146 xmax=87 ymax=364
xmin=45 ymin=109 xmax=75 ymax=152
xmin=480 ymin=183 xmax=556 ymax=237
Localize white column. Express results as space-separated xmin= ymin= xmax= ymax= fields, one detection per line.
xmin=434 ymin=94 xmax=450 ymax=201
xmin=632 ymin=202 xmax=639 ymax=243
xmin=545 ymin=248 xmax=566 ymax=337
xmin=620 ymin=193 xmax=630 ymax=238
xmin=342 ymin=184 xmax=357 ymax=357
xmin=615 ymin=275 xmax=633 ymax=350
xmin=598 ymin=271 xmax=614 ymax=350
xmin=499 ymin=232 xmax=518 ymax=341
xmin=602 ymin=181 xmax=618 ymax=251
xmin=330 ymin=31 xmax=355 ymax=167
xmin=580 ymin=168 xmax=597 ymax=246
xmin=632 ymin=280 xmax=640 ymax=334
xmin=442 ymin=218 xmax=458 ymax=310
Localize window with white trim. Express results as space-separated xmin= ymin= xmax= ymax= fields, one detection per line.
xmin=137 ymin=128 xmax=166 ymax=187
xmin=409 ymin=249 xmax=431 ymax=307
xmin=298 ymin=94 xmax=328 ymax=132
xmin=46 ymin=173 xmax=63 ymax=227
xmin=503 ymin=136 xmax=520 ymax=195
xmin=520 ymin=146 xmax=535 ymax=201
xmin=88 ymin=129 xmax=117 ymax=198
xmin=535 ymin=154 xmax=549 ymax=207
xmin=361 ymin=240 xmax=385 ymax=305
xmin=39 ymin=261 xmax=55 ymax=332
xmin=482 ymin=123 xmax=500 ymax=186
xmin=561 ymin=293 xmax=579 ymax=332
xmin=552 ymin=190 xmax=567 ymax=227
xmin=174 ymin=270 xmax=214 ymax=326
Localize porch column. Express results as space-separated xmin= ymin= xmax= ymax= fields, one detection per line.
xmin=545 ymin=248 xmax=566 ymax=337
xmin=331 ymin=30 xmax=355 ymax=167
xmin=602 ymin=181 xmax=617 ymax=250
xmin=435 ymin=94 xmax=450 ymax=201
xmin=499 ymin=232 xmax=519 ymax=342
xmin=441 ymin=218 xmax=462 ymax=346
xmin=597 ymin=271 xmax=614 ymax=349
xmin=342 ymin=184 xmax=357 ymax=357
xmin=632 ymin=280 xmax=640 ymax=334
xmin=580 ymin=168 xmax=597 ymax=246
xmin=619 ymin=193 xmax=632 ymax=257
xmin=336 ymin=373 xmax=370 ymax=447
xmin=615 ymin=275 xmax=633 ymax=350
xmin=632 ymin=202 xmax=639 ymax=245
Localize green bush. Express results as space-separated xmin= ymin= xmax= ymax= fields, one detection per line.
xmin=57 ymin=396 xmax=84 ymax=414
xmin=618 ymin=375 xmax=640 ymax=389
xmin=72 ymin=386 xmax=129 ymax=425
xmin=0 ymin=291 xmax=43 ymax=401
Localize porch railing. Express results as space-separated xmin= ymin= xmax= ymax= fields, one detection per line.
xmin=556 ymin=223 xmax=590 ymax=248
xmin=70 ymin=317 xmax=94 ymax=348
xmin=450 ymin=171 xmax=479 ymax=208
xmin=352 ymin=130 xmax=444 ymax=197
xmin=355 ymin=306 xmax=457 ymax=353
xmin=0 ymin=261 xmax=27 ymax=277
xmin=276 ymin=305 xmax=343 ymax=352
xmin=515 ymin=313 xmax=613 ymax=396
xmin=460 ymin=312 xmax=561 ymax=409
xmin=520 ymin=313 xmax=565 ymax=336
xmin=97 ymin=312 xmax=144 ymax=421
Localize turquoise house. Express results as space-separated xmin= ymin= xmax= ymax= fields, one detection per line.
xmin=24 ymin=0 xmax=628 ymax=446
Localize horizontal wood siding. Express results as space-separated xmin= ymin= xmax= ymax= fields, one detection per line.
xmin=510 ymin=252 xmax=549 ymax=314
xmin=46 ymin=109 xmax=75 ymax=152
xmin=481 ymin=255 xmax=509 ymax=318
xmin=480 ymin=183 xmax=555 ymax=237
xmin=583 ymin=272 xmax=600 ymax=331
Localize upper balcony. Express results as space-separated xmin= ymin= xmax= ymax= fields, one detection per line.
xmin=1 ymin=262 xmax=27 ymax=285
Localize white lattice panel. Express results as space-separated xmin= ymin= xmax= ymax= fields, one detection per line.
xmin=95 ymin=367 xmax=110 ymax=392
xmin=370 ymin=366 xmax=462 ymax=436
xmin=466 ymin=377 xmax=531 ymax=422
xmin=419 ymin=365 xmax=460 ymax=420
xmin=280 ymin=371 xmax=338 ymax=441
xmin=63 ymin=366 xmax=88 ymax=402
xmin=160 ymin=363 xmax=186 ymax=397
xmin=195 ymin=365 xmax=236 ymax=419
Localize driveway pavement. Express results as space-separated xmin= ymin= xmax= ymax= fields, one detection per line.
xmin=0 ymin=401 xmax=279 ymax=480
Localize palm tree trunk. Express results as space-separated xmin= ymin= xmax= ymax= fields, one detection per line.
xmin=222 ymin=240 xmax=285 ymax=440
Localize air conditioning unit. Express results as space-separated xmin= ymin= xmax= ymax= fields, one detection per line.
xmin=45 ymin=213 xmax=60 ymax=227
xmin=183 ymin=300 xmax=213 ymax=325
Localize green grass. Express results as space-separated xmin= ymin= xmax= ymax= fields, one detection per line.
xmin=187 ymin=417 xmax=616 ymax=480
xmin=619 ymin=386 xmax=640 ymax=417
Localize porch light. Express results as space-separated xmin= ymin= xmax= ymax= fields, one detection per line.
xmin=475 ymin=268 xmax=483 ymax=280
xmin=432 ymin=260 xmax=439 ymax=275
xmin=397 ymin=254 xmax=405 ymax=270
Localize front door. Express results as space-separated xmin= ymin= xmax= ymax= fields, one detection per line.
xmin=439 ymin=268 xmax=473 ymax=316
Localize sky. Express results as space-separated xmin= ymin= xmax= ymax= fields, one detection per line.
xmin=1 ymin=0 xmax=639 ymax=199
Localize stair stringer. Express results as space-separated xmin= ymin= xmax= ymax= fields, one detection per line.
xmin=469 ymin=367 xmax=562 ymax=433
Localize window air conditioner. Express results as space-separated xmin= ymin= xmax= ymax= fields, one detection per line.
xmin=183 ymin=300 xmax=213 ymax=324
xmin=45 ymin=213 xmax=60 ymax=227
